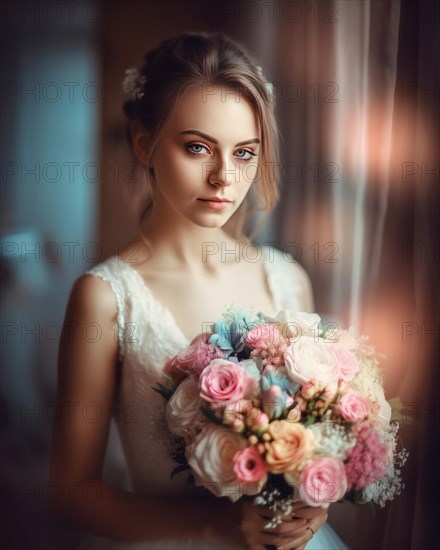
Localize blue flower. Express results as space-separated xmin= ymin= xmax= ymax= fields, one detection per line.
xmin=208 ymin=305 xmax=264 ymax=358
xmin=262 ymin=370 xmax=299 ymax=395
xmin=260 ymin=370 xmax=300 ymax=420
xmin=208 ymin=320 xmax=246 ymax=356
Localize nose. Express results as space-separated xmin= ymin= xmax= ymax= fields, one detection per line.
xmin=207 ymin=155 xmax=236 ymax=188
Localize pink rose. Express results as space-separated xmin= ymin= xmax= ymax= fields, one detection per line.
xmin=199 ymin=359 xmax=257 ymax=404
xmin=163 ymin=354 xmax=189 ymax=384
xmin=284 ymin=337 xmax=340 ymax=386
xmin=190 ymin=332 xmax=211 ymax=346
xmin=233 ymin=446 xmax=268 ymax=484
xmin=164 ymin=333 xmax=224 ymax=383
xmin=245 ymin=324 xmax=279 ymax=347
xmin=327 ymin=328 xmax=358 ymax=350
xmin=337 ymin=388 xmax=371 ymax=422
xmin=329 ymin=344 xmax=360 ymax=381
xmin=299 ymin=457 xmax=347 ymax=506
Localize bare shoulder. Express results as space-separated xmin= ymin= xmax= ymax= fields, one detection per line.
xmin=51 ymin=272 xmax=121 ymax=495
xmin=67 ymin=272 xmax=118 ymax=321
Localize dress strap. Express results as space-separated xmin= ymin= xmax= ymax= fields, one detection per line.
xmin=262 ymin=245 xmax=304 ymax=313
xmin=84 ymin=257 xmax=126 ymax=363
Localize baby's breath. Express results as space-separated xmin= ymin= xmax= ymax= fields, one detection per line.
xmin=254 ymin=486 xmax=295 ymax=529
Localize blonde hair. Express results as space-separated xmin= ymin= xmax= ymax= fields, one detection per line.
xmin=122 ymin=31 xmax=280 ymax=252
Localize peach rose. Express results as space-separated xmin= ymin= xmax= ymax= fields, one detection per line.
xmin=264 ymin=420 xmax=312 ymax=473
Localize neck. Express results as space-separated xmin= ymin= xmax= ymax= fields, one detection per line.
xmin=138 ymin=202 xmax=249 ymax=273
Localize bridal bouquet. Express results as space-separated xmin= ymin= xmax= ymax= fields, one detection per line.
xmin=154 ymin=304 xmax=407 ymax=522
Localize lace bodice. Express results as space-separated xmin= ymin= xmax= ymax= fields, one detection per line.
xmin=77 ymin=246 xmax=349 ymax=550
xmin=83 ymin=245 xmax=305 ymax=498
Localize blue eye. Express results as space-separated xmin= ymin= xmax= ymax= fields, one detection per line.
xmin=187 ymin=143 xmax=209 ymax=155
xmin=186 ymin=143 xmax=257 ymax=161
xmin=235 ymin=149 xmax=256 ymax=160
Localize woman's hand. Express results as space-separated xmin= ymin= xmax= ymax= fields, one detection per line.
xmin=272 ymin=501 xmax=329 ymax=550
xmin=217 ymin=497 xmax=328 ymax=550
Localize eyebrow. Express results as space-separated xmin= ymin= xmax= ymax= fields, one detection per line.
xmin=179 ymin=129 xmax=260 ymax=147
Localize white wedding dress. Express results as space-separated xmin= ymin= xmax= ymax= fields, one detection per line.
xmin=77 ymin=245 xmax=349 ymax=550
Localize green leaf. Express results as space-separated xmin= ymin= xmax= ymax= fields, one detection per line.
xmin=170 ymin=464 xmax=190 ymax=479
xmin=187 ymin=474 xmax=195 ymax=485
xmin=367 ymin=500 xmax=377 ymax=517
xmin=172 ymin=453 xmax=187 ymax=465
xmin=303 ymin=415 xmax=316 ymax=426
xmin=200 ymin=405 xmax=225 ymax=426
xmin=151 ymin=382 xmax=175 ymax=401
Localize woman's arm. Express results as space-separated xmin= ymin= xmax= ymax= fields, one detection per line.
xmin=48 ymin=274 xmax=226 ymax=542
xmin=48 ymin=274 xmax=284 ymax=548
xmin=49 ymin=274 xmax=325 ymax=549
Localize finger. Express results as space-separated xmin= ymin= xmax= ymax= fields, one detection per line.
xmin=259 ymin=526 xmax=311 ymax=549
xmin=260 ymin=511 xmax=308 ymax=529
xmin=292 ymin=501 xmax=331 ymax=514
xmin=253 ymin=504 xmax=281 ymax=518
xmin=291 ymin=504 xmax=328 ymax=519
xmin=275 ymin=534 xmax=311 ymax=550
xmin=265 ymin=518 xmax=308 ymax=535
xmin=284 ymin=529 xmax=315 ymax=550
xmin=280 ymin=515 xmax=310 ymax=527
xmin=256 ymin=526 xmax=311 ymax=547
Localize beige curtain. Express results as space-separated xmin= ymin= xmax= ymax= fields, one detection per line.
xmin=260 ymin=0 xmax=439 ymax=548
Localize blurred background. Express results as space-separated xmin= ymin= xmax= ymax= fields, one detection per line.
xmin=1 ymin=0 xmax=438 ymax=548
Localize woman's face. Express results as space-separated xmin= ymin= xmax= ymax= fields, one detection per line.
xmin=148 ymin=83 xmax=261 ymax=228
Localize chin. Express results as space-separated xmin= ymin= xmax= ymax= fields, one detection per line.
xmin=192 ymin=214 xmax=233 ymax=228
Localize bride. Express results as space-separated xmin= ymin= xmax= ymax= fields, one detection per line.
xmin=49 ymin=32 xmax=348 ymax=550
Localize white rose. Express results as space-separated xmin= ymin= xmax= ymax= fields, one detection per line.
xmin=262 ymin=310 xmax=321 ymax=340
xmin=166 ymin=378 xmax=205 ymax=439
xmin=186 ymin=424 xmax=254 ymax=502
xmin=284 ymin=336 xmax=340 ymax=385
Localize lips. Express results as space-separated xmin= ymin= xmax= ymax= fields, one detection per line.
xmin=198 ymin=198 xmax=232 ymax=203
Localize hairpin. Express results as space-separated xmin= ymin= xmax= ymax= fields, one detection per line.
xmin=122 ymin=67 xmax=147 ymax=101
xmin=256 ymin=65 xmax=274 ymax=98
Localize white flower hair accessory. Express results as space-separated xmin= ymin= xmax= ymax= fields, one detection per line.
xmin=256 ymin=65 xmax=274 ymax=99
xmin=122 ymin=67 xmax=147 ymax=101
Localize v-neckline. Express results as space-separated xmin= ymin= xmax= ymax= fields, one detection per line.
xmin=117 ymin=246 xmax=280 ymax=345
